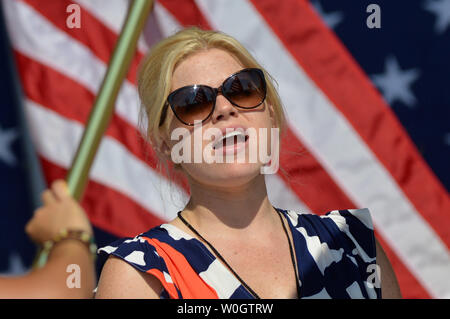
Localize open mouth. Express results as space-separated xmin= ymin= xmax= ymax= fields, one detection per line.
xmin=212 ymin=131 xmax=249 ymax=150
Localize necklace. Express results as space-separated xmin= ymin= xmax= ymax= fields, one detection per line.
xmin=177 ymin=208 xmax=301 ymax=299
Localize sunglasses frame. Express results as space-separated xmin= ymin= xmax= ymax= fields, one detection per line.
xmin=160 ymin=68 xmax=267 ymax=126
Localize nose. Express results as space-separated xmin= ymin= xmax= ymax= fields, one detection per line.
xmin=212 ymin=93 xmax=237 ymax=123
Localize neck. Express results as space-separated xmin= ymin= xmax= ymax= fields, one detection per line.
xmin=182 ymin=174 xmax=277 ymax=236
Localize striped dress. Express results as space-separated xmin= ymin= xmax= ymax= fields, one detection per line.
xmin=97 ymin=207 xmax=382 ymax=299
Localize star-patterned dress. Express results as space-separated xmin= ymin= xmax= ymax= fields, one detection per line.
xmin=97 ymin=207 xmax=382 ymax=299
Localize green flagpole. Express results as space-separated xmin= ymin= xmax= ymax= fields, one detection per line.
xmin=34 ymin=0 xmax=154 ymax=268
xmin=68 ymin=0 xmax=154 ymax=201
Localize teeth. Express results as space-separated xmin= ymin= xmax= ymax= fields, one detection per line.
xmin=213 ymin=131 xmax=246 ymax=149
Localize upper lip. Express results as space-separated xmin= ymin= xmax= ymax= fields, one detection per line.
xmin=217 ymin=125 xmax=248 ymax=136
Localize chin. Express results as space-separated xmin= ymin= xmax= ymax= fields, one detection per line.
xmin=185 ymin=162 xmax=263 ymax=188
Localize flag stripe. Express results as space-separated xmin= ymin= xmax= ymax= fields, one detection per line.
xmin=39 ymin=156 xmax=164 ymax=237
xmin=159 ymin=0 xmax=212 ymax=30
xmin=194 ymin=0 xmax=450 ymax=298
xmin=374 ymin=229 xmax=431 ymax=298
xmin=249 ymin=0 xmax=450 ymax=247
xmin=74 ymin=0 xmax=149 ymax=53
xmin=279 ymin=129 xmax=355 ymax=214
xmin=22 ymin=0 xmax=144 ymax=86
xmin=265 ymin=173 xmax=310 ymax=213
xmin=152 ymin=1 xmax=185 ymax=37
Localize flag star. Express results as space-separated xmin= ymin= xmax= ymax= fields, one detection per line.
xmin=371 ymin=56 xmax=421 ymax=108
xmin=311 ymin=1 xmax=344 ymax=29
xmin=444 ymin=133 xmax=450 ymax=145
xmin=424 ymin=0 xmax=450 ymax=34
xmin=0 ymin=125 xmax=19 ymax=166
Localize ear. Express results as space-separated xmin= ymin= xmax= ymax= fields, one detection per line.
xmin=158 ymin=139 xmax=172 ymax=160
xmin=151 ymin=135 xmax=172 ymax=162
xmin=155 ymin=123 xmax=173 ymax=160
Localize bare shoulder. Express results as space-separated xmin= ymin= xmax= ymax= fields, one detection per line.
xmin=375 ymin=238 xmax=402 ymax=299
xmin=95 ymin=255 xmax=163 ymax=299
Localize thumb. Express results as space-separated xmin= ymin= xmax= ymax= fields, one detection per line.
xmin=51 ymin=179 xmax=70 ymax=200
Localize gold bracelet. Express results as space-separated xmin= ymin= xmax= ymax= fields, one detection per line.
xmin=37 ymin=229 xmax=97 ymax=267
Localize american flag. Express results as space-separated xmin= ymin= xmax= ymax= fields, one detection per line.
xmin=1 ymin=0 xmax=449 ymax=298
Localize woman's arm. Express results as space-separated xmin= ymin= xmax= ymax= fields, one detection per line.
xmin=0 ymin=240 xmax=95 ymax=298
xmin=375 ymin=238 xmax=402 ymax=299
xmin=95 ymin=255 xmax=163 ymax=299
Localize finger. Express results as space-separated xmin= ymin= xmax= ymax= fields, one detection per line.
xmin=51 ymin=179 xmax=70 ymax=201
xmin=25 ymin=208 xmax=42 ymax=238
xmin=41 ymin=189 xmax=57 ymax=205
xmin=25 ymin=217 xmax=33 ymax=236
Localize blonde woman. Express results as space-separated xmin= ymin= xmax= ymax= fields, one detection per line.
xmin=95 ymin=28 xmax=401 ymax=299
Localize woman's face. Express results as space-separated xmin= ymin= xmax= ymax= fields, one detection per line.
xmin=160 ymin=48 xmax=277 ymax=188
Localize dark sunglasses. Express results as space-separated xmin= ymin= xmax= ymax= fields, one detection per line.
xmin=160 ymin=68 xmax=267 ymax=126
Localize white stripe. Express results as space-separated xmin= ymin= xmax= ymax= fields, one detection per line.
xmin=265 ymin=174 xmax=310 ymax=213
xmin=153 ymin=2 xmax=184 ymax=37
xmin=195 ymin=0 xmax=450 ymax=298
xmin=74 ymin=0 xmax=149 ymax=52
xmin=75 ymin=0 xmax=181 ymax=51
xmin=3 ymin=0 xmax=141 ymax=130
xmin=75 ymin=0 xmax=183 ymax=42
xmin=24 ymin=99 xmax=186 ymax=222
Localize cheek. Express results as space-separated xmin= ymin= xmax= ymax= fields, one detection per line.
xmin=250 ymin=114 xmax=279 ymax=159
xmin=247 ymin=111 xmax=274 ymax=142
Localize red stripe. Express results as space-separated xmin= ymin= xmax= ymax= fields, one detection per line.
xmin=250 ymin=0 xmax=450 ymax=248
xmin=374 ymin=230 xmax=431 ymax=298
xmin=279 ymin=129 xmax=355 ymax=213
xmin=22 ymin=0 xmax=144 ymax=85
xmin=39 ymin=157 xmax=164 ymax=237
xmin=158 ymin=0 xmax=212 ymax=29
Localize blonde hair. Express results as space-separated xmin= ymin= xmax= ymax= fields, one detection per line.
xmin=137 ymin=27 xmax=287 ymax=153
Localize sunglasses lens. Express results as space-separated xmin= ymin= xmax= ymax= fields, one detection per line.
xmin=222 ymin=69 xmax=266 ymax=108
xmin=169 ymin=86 xmax=215 ymax=125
